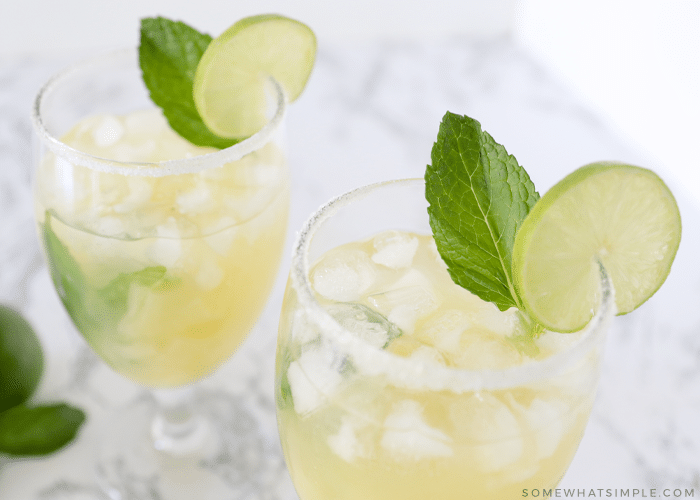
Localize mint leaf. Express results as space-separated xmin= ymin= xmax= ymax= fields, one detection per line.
xmin=98 ymin=265 xmax=180 ymax=322
xmin=139 ymin=17 xmax=237 ymax=148
xmin=41 ymin=212 xmax=99 ymax=334
xmin=276 ymin=361 xmax=294 ymax=410
xmin=425 ymin=112 xmax=539 ymax=311
xmin=0 ymin=404 xmax=85 ymax=456
xmin=100 ymin=266 xmax=166 ymax=315
xmin=41 ymin=212 xmax=180 ymax=340
xmin=0 ymin=306 xmax=43 ymax=413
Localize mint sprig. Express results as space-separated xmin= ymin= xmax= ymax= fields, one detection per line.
xmin=425 ymin=112 xmax=539 ymax=313
xmin=139 ymin=17 xmax=237 ymax=148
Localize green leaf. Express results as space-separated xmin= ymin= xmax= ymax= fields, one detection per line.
xmin=0 ymin=404 xmax=85 ymax=456
xmin=41 ymin=212 xmax=98 ymax=334
xmin=99 ymin=265 xmax=168 ymax=317
xmin=41 ymin=211 xmax=180 ymax=341
xmin=425 ymin=112 xmax=539 ymax=311
xmin=276 ymin=365 xmax=293 ymax=410
xmin=0 ymin=306 xmax=44 ymax=412
xmin=139 ymin=17 xmax=238 ymax=148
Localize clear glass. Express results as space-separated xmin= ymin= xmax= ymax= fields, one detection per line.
xmin=275 ymin=178 xmax=615 ymax=500
xmin=32 ymin=49 xmax=289 ymax=499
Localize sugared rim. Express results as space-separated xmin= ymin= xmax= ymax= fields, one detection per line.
xmin=290 ymin=178 xmax=616 ymax=392
xmin=31 ymin=48 xmax=287 ymax=178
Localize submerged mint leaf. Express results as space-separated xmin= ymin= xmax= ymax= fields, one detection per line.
xmin=98 ymin=265 xmax=179 ymax=318
xmin=41 ymin=212 xmax=180 ymax=339
xmin=0 ymin=404 xmax=85 ymax=456
xmin=139 ymin=17 xmax=238 ymax=148
xmin=41 ymin=212 xmax=99 ymax=333
xmin=99 ymin=266 xmax=166 ymax=314
xmin=425 ymin=112 xmax=539 ymax=312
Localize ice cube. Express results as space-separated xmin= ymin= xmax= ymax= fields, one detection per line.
xmin=447 ymin=329 xmax=522 ymax=370
xmin=312 ymin=249 xmax=377 ymax=302
xmin=147 ymin=218 xmax=182 ymax=267
xmin=290 ymin=309 xmax=321 ymax=345
xmin=469 ymin=303 xmax=520 ymax=338
xmin=327 ymin=416 xmax=371 ymax=463
xmin=124 ymin=108 xmax=166 ymax=137
xmin=381 ymin=400 xmax=453 ymax=460
xmin=204 ymin=217 xmax=238 ymax=255
xmin=371 ymin=230 xmax=419 ymax=269
xmin=286 ymin=345 xmax=344 ymax=416
xmin=474 ymin=432 xmax=524 ymax=472
xmin=96 ymin=215 xmax=125 ymax=237
xmin=116 ymin=285 xmax=169 ymax=345
xmin=369 ymin=270 xmax=439 ymax=333
xmin=93 ymin=115 xmax=124 ymax=147
xmin=520 ymin=398 xmax=569 ymax=460
xmin=248 ymin=163 xmax=282 ymax=186
xmin=325 ymin=302 xmax=401 ymax=348
xmin=177 ymin=180 xmax=214 ymax=215
xmin=195 ymin=259 xmax=224 ymax=290
xmin=418 ymin=309 xmax=471 ymax=352
xmin=114 ymin=176 xmax=153 ymax=214
xmin=426 ymin=238 xmax=447 ymax=270
xmin=449 ymin=393 xmax=523 ymax=471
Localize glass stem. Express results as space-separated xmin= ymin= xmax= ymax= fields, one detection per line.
xmin=150 ymin=387 xmax=212 ymax=456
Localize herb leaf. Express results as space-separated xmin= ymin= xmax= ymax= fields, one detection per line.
xmin=0 ymin=404 xmax=86 ymax=456
xmin=139 ymin=17 xmax=238 ymax=148
xmin=41 ymin=211 xmax=180 ymax=339
xmin=41 ymin=212 xmax=99 ymax=334
xmin=425 ymin=112 xmax=539 ymax=311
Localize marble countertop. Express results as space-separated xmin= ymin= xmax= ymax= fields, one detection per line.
xmin=1 ymin=36 xmax=698 ymax=499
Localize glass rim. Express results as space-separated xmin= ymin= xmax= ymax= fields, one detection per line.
xmin=290 ymin=178 xmax=616 ymax=392
xmin=31 ymin=48 xmax=287 ymax=178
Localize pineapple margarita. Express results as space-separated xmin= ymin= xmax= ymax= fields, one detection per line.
xmin=276 ymin=181 xmax=613 ymax=499
xmin=32 ymin=14 xmax=318 ymax=499
xmin=32 ymin=15 xmax=316 ymax=389
xmin=275 ymin=114 xmax=680 ymax=499
xmin=35 ymin=105 xmax=289 ymax=386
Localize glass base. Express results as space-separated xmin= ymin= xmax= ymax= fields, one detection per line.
xmin=95 ymin=390 xmax=289 ymax=500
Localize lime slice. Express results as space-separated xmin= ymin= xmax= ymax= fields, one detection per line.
xmin=512 ymin=162 xmax=681 ymax=332
xmin=193 ymin=14 xmax=316 ymax=138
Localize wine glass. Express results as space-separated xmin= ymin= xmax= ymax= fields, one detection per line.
xmin=275 ymin=178 xmax=615 ymax=499
xmin=32 ymin=49 xmax=289 ymax=499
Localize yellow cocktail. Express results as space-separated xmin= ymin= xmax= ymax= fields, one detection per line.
xmin=36 ymin=107 xmax=288 ymax=387
xmin=276 ymin=179 xmax=614 ymax=499
xmin=32 ymin=48 xmax=290 ymax=498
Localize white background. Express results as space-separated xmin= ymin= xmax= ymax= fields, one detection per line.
xmin=2 ymin=0 xmax=699 ymax=207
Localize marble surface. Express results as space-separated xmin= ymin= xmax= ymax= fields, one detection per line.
xmin=1 ymin=35 xmax=699 ymax=498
